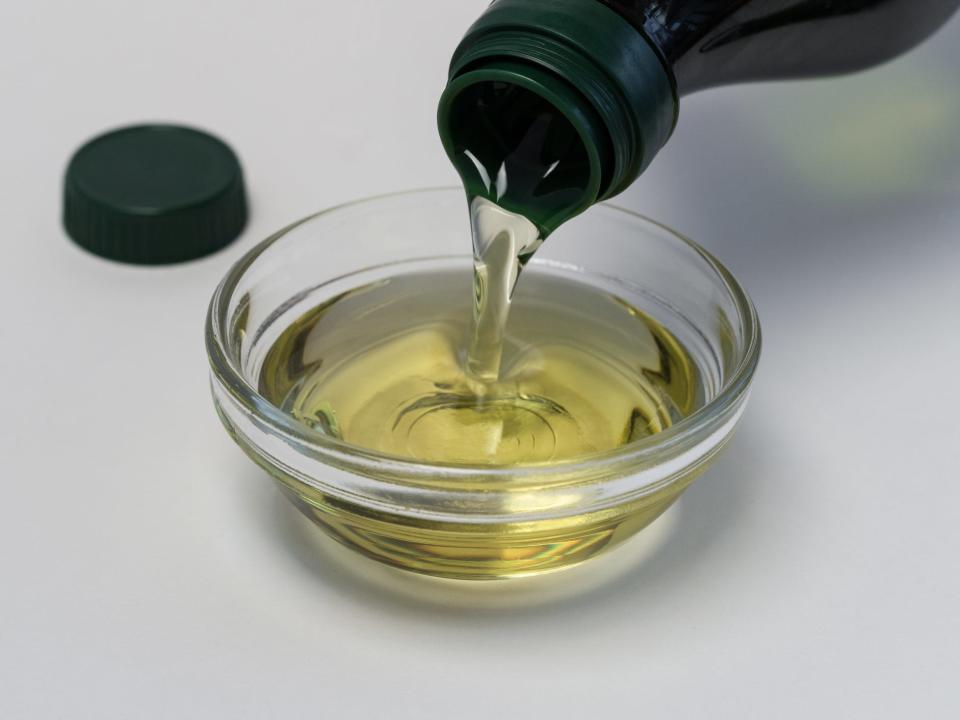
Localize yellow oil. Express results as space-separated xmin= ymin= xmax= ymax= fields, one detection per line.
xmin=246 ymin=446 xmax=715 ymax=579
xmin=259 ymin=267 xmax=699 ymax=466
xmin=252 ymin=191 xmax=708 ymax=578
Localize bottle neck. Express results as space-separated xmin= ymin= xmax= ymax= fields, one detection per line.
xmin=439 ymin=0 xmax=960 ymax=232
xmin=437 ymin=0 xmax=677 ymax=233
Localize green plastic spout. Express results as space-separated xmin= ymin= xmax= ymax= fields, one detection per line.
xmin=437 ymin=0 xmax=678 ymax=233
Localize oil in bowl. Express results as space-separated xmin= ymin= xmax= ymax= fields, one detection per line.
xmin=206 ymin=189 xmax=759 ymax=579
xmin=259 ymin=267 xmax=700 ymax=466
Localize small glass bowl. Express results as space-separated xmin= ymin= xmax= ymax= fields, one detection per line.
xmin=206 ymin=189 xmax=760 ymax=580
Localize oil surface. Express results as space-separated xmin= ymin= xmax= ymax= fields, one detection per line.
xmin=260 ymin=267 xmax=699 ymax=466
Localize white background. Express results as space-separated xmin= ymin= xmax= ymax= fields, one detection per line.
xmin=2 ymin=1 xmax=959 ymax=717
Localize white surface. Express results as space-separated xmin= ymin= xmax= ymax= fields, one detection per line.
xmin=2 ymin=2 xmax=959 ymax=717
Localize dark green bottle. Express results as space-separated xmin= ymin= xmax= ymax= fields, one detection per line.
xmin=438 ymin=0 xmax=959 ymax=235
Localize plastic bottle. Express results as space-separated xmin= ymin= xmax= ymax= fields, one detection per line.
xmin=437 ymin=0 xmax=959 ymax=233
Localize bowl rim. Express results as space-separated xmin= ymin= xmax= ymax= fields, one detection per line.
xmin=205 ymin=187 xmax=761 ymax=484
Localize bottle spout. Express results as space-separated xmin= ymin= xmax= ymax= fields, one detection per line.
xmin=437 ymin=0 xmax=678 ymax=235
xmin=437 ymin=60 xmax=609 ymax=235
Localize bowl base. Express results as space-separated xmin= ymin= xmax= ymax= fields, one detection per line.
xmin=275 ymin=471 xmax=704 ymax=580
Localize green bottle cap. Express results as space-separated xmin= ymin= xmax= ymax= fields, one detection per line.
xmin=63 ymin=124 xmax=248 ymax=264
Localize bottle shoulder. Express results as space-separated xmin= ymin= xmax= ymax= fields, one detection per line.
xmin=598 ymin=0 xmax=960 ymax=93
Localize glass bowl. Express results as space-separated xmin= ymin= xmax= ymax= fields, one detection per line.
xmin=206 ymin=188 xmax=760 ymax=580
